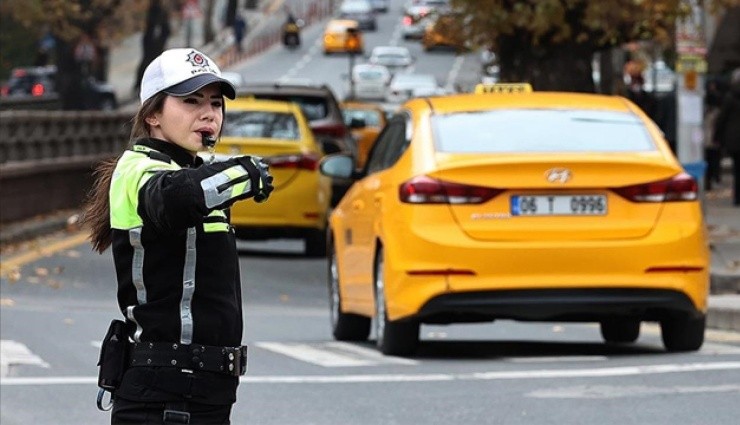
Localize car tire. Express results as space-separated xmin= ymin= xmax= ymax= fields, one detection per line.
xmin=600 ymin=318 xmax=640 ymax=343
xmin=328 ymin=235 xmax=370 ymax=341
xmin=304 ymin=228 xmax=327 ymax=258
xmin=660 ymin=313 xmax=705 ymax=352
xmin=374 ymin=246 xmax=419 ymax=356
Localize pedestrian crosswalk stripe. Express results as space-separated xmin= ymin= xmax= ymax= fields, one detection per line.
xmin=256 ymin=341 xmax=419 ymax=367
xmin=0 ymin=340 xmax=50 ymax=377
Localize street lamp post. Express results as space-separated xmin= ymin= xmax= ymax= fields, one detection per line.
xmin=345 ymin=27 xmax=360 ymax=101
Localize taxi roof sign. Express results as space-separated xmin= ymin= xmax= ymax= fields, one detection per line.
xmin=474 ymin=83 xmax=533 ymax=94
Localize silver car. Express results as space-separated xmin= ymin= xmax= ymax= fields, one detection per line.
xmin=385 ymin=73 xmax=446 ymax=103
xmin=368 ymin=46 xmax=415 ymax=74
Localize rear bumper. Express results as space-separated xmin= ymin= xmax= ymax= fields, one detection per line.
xmin=417 ymin=288 xmax=703 ymax=324
xmin=379 ymin=205 xmax=710 ymax=321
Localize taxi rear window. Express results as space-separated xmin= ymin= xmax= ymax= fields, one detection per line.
xmin=223 ymin=111 xmax=301 ymax=140
xmin=432 ymin=109 xmax=656 ymax=153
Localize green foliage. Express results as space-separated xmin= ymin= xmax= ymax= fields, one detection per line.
xmin=450 ymin=0 xmax=740 ymax=51
xmin=0 ymin=12 xmax=43 ymax=80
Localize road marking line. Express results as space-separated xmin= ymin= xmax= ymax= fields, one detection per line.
xmin=324 ymin=342 xmax=419 ymax=365
xmin=506 ymin=356 xmax=608 ymax=363
xmin=257 ymin=342 xmax=377 ymax=367
xmin=529 ymin=384 xmax=740 ymax=399
xmin=0 ymin=340 xmax=50 ymax=377
xmin=3 ymin=361 xmax=740 ymax=386
xmin=0 ymin=231 xmax=90 ymax=278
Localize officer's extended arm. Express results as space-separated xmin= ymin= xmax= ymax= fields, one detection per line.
xmin=138 ymin=156 xmax=274 ymax=233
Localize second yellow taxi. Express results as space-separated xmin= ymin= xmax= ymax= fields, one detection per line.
xmin=216 ymin=98 xmax=331 ymax=257
xmin=320 ymin=84 xmax=709 ymax=355
xmin=341 ymin=101 xmax=387 ymax=169
xmin=323 ymin=19 xmax=364 ymax=55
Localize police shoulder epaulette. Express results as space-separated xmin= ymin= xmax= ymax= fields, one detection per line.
xmin=147 ymin=150 xmax=172 ymax=164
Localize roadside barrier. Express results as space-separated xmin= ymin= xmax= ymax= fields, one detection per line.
xmin=0 ymin=110 xmax=131 ymax=224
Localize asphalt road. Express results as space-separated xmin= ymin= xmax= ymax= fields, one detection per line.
xmin=2 ymin=1 xmax=740 ymax=424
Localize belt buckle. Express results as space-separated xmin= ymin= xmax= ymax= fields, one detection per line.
xmin=224 ymin=347 xmax=240 ymax=377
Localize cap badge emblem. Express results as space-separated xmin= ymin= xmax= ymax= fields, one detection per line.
xmin=186 ymin=50 xmax=209 ymax=69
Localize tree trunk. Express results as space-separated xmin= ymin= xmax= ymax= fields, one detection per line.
xmin=134 ymin=0 xmax=171 ymax=91
xmin=203 ymin=0 xmax=216 ymax=45
xmin=55 ymin=40 xmax=85 ymax=110
xmin=225 ymin=0 xmax=238 ymax=27
xmin=498 ymin=33 xmax=595 ymax=92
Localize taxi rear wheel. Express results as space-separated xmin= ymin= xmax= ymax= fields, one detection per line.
xmin=328 ymin=237 xmax=370 ymax=341
xmin=600 ymin=318 xmax=640 ymax=343
xmin=660 ymin=314 xmax=705 ymax=352
xmin=373 ymin=246 xmax=419 ymax=356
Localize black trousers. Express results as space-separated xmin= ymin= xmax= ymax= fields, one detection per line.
xmin=111 ymin=396 xmax=232 ymax=425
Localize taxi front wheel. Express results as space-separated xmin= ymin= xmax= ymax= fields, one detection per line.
xmin=329 ymin=238 xmax=370 ymax=341
xmin=374 ymin=246 xmax=420 ymax=356
xmin=660 ymin=314 xmax=705 ymax=352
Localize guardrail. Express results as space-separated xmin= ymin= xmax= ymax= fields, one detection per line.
xmin=0 ymin=110 xmax=132 ymax=224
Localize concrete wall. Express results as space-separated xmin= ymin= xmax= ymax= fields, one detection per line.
xmin=0 ymin=110 xmax=132 ymax=223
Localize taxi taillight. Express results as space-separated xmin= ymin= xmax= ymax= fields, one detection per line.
xmin=399 ymin=175 xmax=503 ymax=204
xmin=612 ymin=173 xmax=697 ymax=203
xmin=266 ymin=153 xmax=320 ymax=171
xmin=31 ymin=83 xmax=45 ymax=96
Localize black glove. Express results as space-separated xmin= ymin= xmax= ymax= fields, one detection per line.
xmin=235 ymin=156 xmax=274 ymax=203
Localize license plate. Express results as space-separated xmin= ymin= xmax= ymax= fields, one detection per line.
xmin=510 ymin=194 xmax=607 ymax=216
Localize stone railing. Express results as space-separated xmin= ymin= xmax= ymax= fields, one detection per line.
xmin=0 ymin=110 xmax=132 ymax=224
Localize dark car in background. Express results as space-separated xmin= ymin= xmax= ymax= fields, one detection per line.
xmin=236 ymin=82 xmax=357 ymax=205
xmin=339 ymin=0 xmax=377 ymax=31
xmin=0 ymin=65 xmax=118 ymax=110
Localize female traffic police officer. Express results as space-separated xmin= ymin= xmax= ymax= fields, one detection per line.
xmin=85 ymin=48 xmax=273 ymax=424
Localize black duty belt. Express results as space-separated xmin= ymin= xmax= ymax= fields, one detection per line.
xmin=129 ymin=342 xmax=247 ymax=377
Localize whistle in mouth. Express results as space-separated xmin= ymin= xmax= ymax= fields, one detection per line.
xmin=202 ymin=134 xmax=217 ymax=148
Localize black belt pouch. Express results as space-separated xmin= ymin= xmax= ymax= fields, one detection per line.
xmin=97 ymin=319 xmax=129 ymax=391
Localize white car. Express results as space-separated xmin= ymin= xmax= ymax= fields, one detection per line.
xmin=368 ymin=46 xmax=414 ymax=74
xmin=349 ymin=63 xmax=391 ymax=100
xmin=385 ymin=73 xmax=445 ymax=103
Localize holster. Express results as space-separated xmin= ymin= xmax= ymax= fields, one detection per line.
xmin=97 ymin=319 xmax=129 ymax=391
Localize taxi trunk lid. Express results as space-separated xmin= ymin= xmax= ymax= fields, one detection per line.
xmin=217 ymin=138 xmax=320 ymax=192
xmin=427 ymin=154 xmax=686 ymax=241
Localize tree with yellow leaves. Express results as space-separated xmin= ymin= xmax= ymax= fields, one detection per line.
xmin=450 ymin=0 xmax=739 ymax=92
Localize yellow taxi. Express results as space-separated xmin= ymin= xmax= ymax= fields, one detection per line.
xmin=421 ymin=13 xmax=467 ymax=52
xmin=216 ymin=98 xmax=331 ymax=257
xmin=320 ymin=83 xmax=709 ymax=355
xmin=323 ymin=19 xmax=364 ymax=55
xmin=341 ymin=101 xmax=387 ymax=169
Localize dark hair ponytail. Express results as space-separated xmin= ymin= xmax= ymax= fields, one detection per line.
xmin=84 ymin=93 xmax=167 ymax=253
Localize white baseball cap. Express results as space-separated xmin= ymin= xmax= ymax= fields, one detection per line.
xmin=139 ymin=48 xmax=236 ymax=104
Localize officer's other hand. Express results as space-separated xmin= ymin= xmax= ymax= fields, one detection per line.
xmin=235 ymin=156 xmax=274 ymax=203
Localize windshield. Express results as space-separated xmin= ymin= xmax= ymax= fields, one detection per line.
xmin=432 ymin=109 xmax=656 ymax=153
xmin=253 ymin=95 xmax=329 ymax=121
xmin=343 ymin=109 xmax=382 ymax=126
xmin=223 ymin=111 xmax=301 ymax=140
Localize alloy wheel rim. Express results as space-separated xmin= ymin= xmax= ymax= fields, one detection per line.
xmin=330 ymin=249 xmax=340 ymax=327
xmin=375 ymin=253 xmax=386 ymax=343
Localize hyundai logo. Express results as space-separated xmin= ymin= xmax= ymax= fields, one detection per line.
xmin=545 ymin=168 xmax=572 ymax=183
